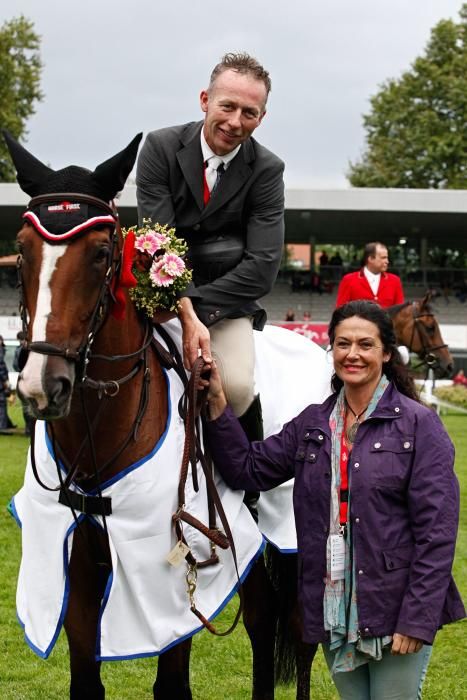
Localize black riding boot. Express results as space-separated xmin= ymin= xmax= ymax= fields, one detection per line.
xmin=238 ymin=395 xmax=263 ymax=523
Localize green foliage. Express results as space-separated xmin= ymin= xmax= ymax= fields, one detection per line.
xmin=0 ymin=16 xmax=43 ymax=182
xmin=348 ymin=5 xmax=467 ymax=189
xmin=0 ymin=407 xmax=465 ymax=698
xmin=435 ymin=384 xmax=467 ymax=409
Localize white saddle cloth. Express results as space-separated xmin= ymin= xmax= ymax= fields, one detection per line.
xmin=11 ymin=321 xmax=332 ymax=660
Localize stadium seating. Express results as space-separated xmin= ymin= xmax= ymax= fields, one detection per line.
xmin=260 ymin=279 xmax=467 ymax=325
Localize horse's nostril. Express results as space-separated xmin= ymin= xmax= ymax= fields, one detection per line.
xmin=48 ymin=377 xmax=73 ymax=405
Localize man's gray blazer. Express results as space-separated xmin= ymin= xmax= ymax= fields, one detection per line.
xmin=136 ymin=121 xmax=285 ymax=328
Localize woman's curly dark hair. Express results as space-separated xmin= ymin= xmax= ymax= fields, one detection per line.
xmin=328 ymin=300 xmax=419 ymax=401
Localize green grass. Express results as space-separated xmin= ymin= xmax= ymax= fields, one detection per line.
xmin=0 ymin=404 xmax=465 ymax=699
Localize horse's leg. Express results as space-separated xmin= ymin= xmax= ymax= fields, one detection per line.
xmin=153 ymin=639 xmax=193 ymax=700
xmin=295 ymin=639 xmax=318 ymax=700
xmin=285 ymin=588 xmax=318 ymax=700
xmin=64 ymin=523 xmax=111 ymax=700
xmin=243 ymin=555 xmax=278 ymax=700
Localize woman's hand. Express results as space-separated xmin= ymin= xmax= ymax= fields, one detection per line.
xmin=206 ymin=361 xmax=227 ymax=420
xmin=391 ymin=633 xmax=424 ymax=655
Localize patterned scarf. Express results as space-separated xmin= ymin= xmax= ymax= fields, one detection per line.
xmin=324 ymin=374 xmax=391 ymax=673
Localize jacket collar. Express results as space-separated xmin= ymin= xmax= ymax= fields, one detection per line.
xmin=358 ymin=268 xmax=388 ymax=280
xmin=313 ymin=381 xmax=404 ymax=434
xmin=366 ymin=381 xmax=405 ymax=420
xmin=176 ymin=121 xmax=254 ymax=215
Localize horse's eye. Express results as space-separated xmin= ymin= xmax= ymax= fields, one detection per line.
xmin=426 ymin=326 xmax=435 ymax=336
xmin=94 ymin=247 xmax=110 ymax=264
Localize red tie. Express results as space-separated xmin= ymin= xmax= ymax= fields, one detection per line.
xmin=203 ymin=161 xmax=210 ymax=206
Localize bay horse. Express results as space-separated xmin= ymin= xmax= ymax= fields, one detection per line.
xmin=388 ymin=292 xmax=454 ymax=379
xmin=5 ymin=132 xmax=316 ymax=700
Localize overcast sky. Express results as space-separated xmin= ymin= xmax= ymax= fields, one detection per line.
xmin=3 ymin=0 xmax=465 ymax=188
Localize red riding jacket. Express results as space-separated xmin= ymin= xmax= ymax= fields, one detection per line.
xmin=336 ymin=269 xmax=404 ymax=308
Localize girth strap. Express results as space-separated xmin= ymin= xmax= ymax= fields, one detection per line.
xmin=59 ymin=486 xmax=112 ymax=516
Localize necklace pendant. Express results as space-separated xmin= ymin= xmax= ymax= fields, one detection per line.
xmin=346 ymin=421 xmax=359 ymax=444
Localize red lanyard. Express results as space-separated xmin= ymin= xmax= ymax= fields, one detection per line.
xmin=339 ymin=432 xmax=350 ymax=526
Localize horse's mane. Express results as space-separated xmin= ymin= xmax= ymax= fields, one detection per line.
xmin=387 ymin=298 xmax=434 ymax=318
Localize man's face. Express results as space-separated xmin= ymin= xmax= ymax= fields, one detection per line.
xmin=200 ymin=69 xmax=267 ymax=156
xmin=367 ymin=245 xmax=389 ymax=274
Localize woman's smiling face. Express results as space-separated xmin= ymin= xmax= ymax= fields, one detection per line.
xmin=332 ymin=316 xmax=391 ymax=390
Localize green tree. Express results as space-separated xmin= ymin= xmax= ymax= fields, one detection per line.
xmin=0 ymin=16 xmax=42 ymax=182
xmin=348 ymin=5 xmax=467 ymax=188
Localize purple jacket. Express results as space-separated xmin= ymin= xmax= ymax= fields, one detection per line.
xmin=206 ymin=382 xmax=465 ymax=644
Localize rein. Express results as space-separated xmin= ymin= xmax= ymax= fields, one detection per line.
xmin=155 ymin=325 xmax=244 ymax=635
xmin=171 ymin=357 xmax=244 ymax=636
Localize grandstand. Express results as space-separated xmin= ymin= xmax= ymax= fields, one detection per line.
xmin=261 ymin=278 xmax=467 ymax=326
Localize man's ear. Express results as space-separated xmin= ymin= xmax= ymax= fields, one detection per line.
xmin=258 ymin=109 xmax=267 ymax=126
xmin=200 ymin=90 xmax=209 ymax=114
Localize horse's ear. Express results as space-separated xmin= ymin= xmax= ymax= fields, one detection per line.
xmin=92 ymin=133 xmax=143 ymax=200
xmin=421 ymin=290 xmax=433 ymax=307
xmin=2 ymin=130 xmax=54 ymax=196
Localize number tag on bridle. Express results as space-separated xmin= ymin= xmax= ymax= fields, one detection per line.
xmin=167 ymin=540 xmax=191 ymax=567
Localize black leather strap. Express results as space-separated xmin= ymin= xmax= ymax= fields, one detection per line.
xmin=59 ymin=487 xmax=112 ymax=516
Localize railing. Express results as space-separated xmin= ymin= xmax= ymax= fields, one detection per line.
xmin=280 ymin=266 xmax=467 ymax=296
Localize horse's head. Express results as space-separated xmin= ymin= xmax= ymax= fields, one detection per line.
xmin=4 ymin=131 xmax=142 ymax=419
xmin=391 ymin=292 xmax=454 ymax=379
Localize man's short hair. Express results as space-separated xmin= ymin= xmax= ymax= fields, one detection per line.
xmin=363 ymin=241 xmax=386 ymax=266
xmin=209 ymin=52 xmax=271 ymax=99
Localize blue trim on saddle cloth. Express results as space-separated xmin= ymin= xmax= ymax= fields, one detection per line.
xmin=8 ymin=497 xmax=22 ymax=528
xmin=96 ymin=538 xmax=266 ymax=662
xmin=43 ymin=369 xmax=172 ymax=492
xmin=17 ymin=515 xmax=84 ymax=659
xmin=263 ymin=535 xmax=298 ymax=555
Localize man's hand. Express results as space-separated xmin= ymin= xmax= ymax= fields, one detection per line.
xmin=178 ymin=297 xmax=212 ymax=370
xmin=391 ymin=633 xmax=423 ymax=655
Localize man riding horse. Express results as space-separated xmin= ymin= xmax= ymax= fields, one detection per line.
xmin=136 ymin=53 xmax=285 ymax=500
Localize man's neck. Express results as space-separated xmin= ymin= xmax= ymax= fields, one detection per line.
xmin=200 ymin=129 xmax=241 ymax=162
xmin=364 ymin=266 xmax=381 ymax=277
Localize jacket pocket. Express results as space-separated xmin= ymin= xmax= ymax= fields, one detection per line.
xmin=295 ymin=427 xmax=326 ymax=464
xmin=368 ymin=435 xmax=414 ymax=487
xmin=382 ymin=543 xmax=413 ymax=571
xmin=369 ymin=436 xmax=414 ymax=454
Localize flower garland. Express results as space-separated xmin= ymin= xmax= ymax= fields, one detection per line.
xmin=121 ymin=220 xmax=192 ymax=318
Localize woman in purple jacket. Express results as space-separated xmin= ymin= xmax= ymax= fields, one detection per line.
xmin=205 ymin=300 xmax=465 ymax=700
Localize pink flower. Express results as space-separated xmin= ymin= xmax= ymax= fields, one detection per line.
xmin=153 ymin=230 xmax=171 ymax=248
xmin=135 ymin=232 xmax=160 ymax=256
xmin=149 ymin=259 xmax=175 ymax=287
xmin=161 ymin=253 xmax=186 ymax=278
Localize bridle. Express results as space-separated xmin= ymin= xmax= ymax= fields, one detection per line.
xmin=406 ymin=301 xmax=448 ymax=372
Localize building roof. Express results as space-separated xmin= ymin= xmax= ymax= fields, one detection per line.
xmin=1 ymin=183 xmax=466 ymax=249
